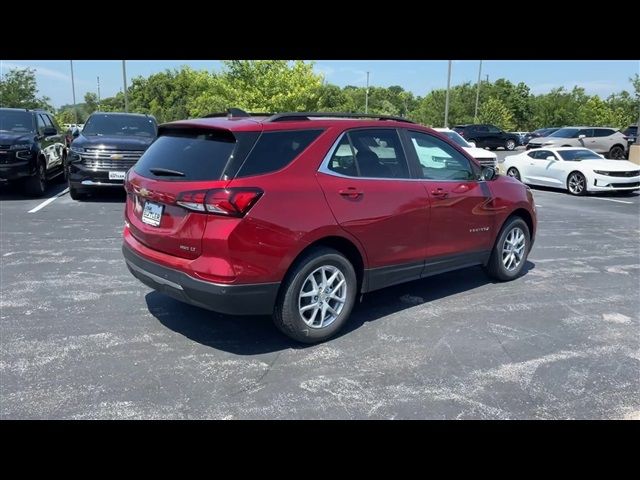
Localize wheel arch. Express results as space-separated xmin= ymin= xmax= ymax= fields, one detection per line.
xmin=280 ymin=235 xmax=366 ymax=296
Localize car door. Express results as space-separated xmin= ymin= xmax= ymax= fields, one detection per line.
xmin=472 ymin=125 xmax=489 ymax=147
xmin=36 ymin=114 xmax=55 ymax=169
xmin=526 ymin=149 xmax=554 ymax=185
xmin=403 ymin=129 xmax=496 ymax=264
xmin=592 ymin=128 xmax=614 ymax=153
xmin=576 ymin=128 xmax=596 ymax=150
xmin=42 ymin=114 xmax=63 ymax=168
xmin=316 ymin=128 xmax=431 ymax=288
xmin=485 ymin=124 xmax=503 ymax=148
xmin=529 ymin=150 xmax=565 ymax=187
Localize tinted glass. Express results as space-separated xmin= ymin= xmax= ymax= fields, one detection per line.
xmin=407 ymin=130 xmax=475 ymax=181
xmin=439 ymin=130 xmax=470 ymax=147
xmin=347 ymin=129 xmax=410 ymax=179
xmin=83 ymin=114 xmax=157 ymax=137
xmin=0 ymin=110 xmax=35 ymax=133
xmin=486 ymin=125 xmax=501 ymax=133
xmin=594 ymin=128 xmax=614 ymax=137
xmin=549 ymin=128 xmax=580 ymax=138
xmin=134 ymin=132 xmax=235 ymax=181
xmin=328 ymin=135 xmax=358 ymax=176
xmin=236 ymin=130 xmax=322 ymax=178
xmin=557 ymin=149 xmax=602 ymax=161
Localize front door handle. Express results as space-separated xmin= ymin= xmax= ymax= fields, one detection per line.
xmin=339 ymin=188 xmax=363 ymax=198
xmin=431 ymin=188 xmax=448 ymax=198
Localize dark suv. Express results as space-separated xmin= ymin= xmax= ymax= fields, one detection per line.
xmin=68 ymin=112 xmax=157 ymax=200
xmin=0 ymin=108 xmax=67 ymax=196
xmin=123 ymin=110 xmax=537 ymax=343
xmin=453 ymin=124 xmax=520 ymax=151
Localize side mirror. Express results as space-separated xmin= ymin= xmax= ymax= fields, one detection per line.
xmin=546 ymin=155 xmax=556 ymax=161
xmin=72 ymin=129 xmax=80 ymax=138
xmin=468 ymin=141 xmax=476 ymax=147
xmin=43 ymin=126 xmax=57 ymax=136
xmin=578 ymin=134 xmax=586 ymax=139
xmin=480 ymin=166 xmax=497 ymax=181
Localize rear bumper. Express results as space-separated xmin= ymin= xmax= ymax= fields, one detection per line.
xmin=122 ymin=243 xmax=280 ymax=316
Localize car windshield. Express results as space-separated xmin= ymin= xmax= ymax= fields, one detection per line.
xmin=82 ymin=114 xmax=156 ymax=137
xmin=549 ymin=128 xmax=580 ymax=138
xmin=439 ymin=130 xmax=470 ymax=147
xmin=557 ymin=149 xmax=601 ymax=161
xmin=0 ymin=111 xmax=35 ymax=133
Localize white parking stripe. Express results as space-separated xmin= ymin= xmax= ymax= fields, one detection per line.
xmin=27 ymin=188 xmax=69 ymax=213
xmin=587 ymin=197 xmax=633 ymax=205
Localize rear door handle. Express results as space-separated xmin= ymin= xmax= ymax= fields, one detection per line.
xmin=339 ymin=188 xmax=363 ymax=198
xmin=430 ymin=188 xmax=448 ymax=198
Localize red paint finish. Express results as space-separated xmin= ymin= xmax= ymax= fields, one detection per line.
xmin=123 ymin=116 xmax=536 ymax=296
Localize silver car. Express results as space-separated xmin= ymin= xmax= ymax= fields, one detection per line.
xmin=526 ymin=127 xmax=628 ymax=159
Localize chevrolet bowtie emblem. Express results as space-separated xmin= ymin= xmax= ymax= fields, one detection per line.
xmin=139 ymin=188 xmax=150 ymax=197
xmin=110 ymin=154 xmax=123 ymax=160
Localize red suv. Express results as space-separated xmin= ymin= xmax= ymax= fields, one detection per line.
xmin=123 ymin=110 xmax=536 ymax=343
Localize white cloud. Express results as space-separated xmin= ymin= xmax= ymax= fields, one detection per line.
xmin=0 ymin=62 xmax=92 ymax=86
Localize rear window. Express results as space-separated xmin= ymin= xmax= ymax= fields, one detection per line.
xmin=594 ymin=128 xmax=614 ymax=137
xmin=235 ymin=129 xmax=323 ymax=178
xmin=134 ymin=131 xmax=238 ymax=181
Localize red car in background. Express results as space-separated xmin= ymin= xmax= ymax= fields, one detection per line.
xmin=123 ymin=110 xmax=537 ymax=343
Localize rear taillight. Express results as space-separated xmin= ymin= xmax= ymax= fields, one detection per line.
xmin=176 ymin=188 xmax=263 ymax=217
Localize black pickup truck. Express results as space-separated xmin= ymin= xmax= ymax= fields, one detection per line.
xmin=0 ymin=108 xmax=67 ymax=196
xmin=68 ymin=112 xmax=157 ymax=200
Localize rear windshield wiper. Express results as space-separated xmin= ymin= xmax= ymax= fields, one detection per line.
xmin=149 ymin=167 xmax=186 ymax=177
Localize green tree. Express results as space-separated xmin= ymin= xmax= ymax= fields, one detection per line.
xmin=478 ymin=97 xmax=515 ymax=131
xmin=84 ymin=92 xmax=99 ymax=114
xmin=0 ymin=68 xmax=53 ymax=110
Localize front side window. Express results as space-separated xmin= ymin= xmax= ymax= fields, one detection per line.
xmin=36 ymin=114 xmax=47 ymax=133
xmin=407 ymin=130 xmax=475 ymax=181
xmin=532 ymin=150 xmax=554 ymax=160
xmin=486 ymin=125 xmax=501 ymax=133
xmin=327 ymin=129 xmax=410 ymax=179
xmin=550 ymin=128 xmax=580 ymax=138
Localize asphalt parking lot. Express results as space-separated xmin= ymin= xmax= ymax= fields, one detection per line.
xmin=1 ymin=161 xmax=639 ymax=419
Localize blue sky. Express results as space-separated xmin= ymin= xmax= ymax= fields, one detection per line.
xmin=1 ymin=60 xmax=638 ymax=109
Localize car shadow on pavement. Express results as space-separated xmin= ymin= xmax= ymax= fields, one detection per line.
xmin=75 ymin=189 xmax=126 ymax=203
xmin=147 ymin=261 xmax=535 ymax=355
xmin=0 ymin=182 xmax=67 ymax=201
xmin=529 ymin=184 xmax=639 ymax=198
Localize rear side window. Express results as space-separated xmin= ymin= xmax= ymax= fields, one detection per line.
xmin=594 ymin=128 xmax=614 ymax=137
xmin=134 ymin=131 xmax=237 ymax=181
xmin=236 ymin=129 xmax=323 ymax=178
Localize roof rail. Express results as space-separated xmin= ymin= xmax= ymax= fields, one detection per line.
xmin=266 ymin=112 xmax=415 ymax=123
xmin=204 ymin=108 xmax=273 ymax=119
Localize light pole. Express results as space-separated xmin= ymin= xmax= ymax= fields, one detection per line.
xmin=444 ymin=60 xmax=452 ymax=128
xmin=122 ymin=60 xmax=129 ymax=112
xmin=474 ymin=60 xmax=483 ymax=123
xmin=70 ymin=60 xmax=78 ymax=124
xmin=365 ymin=71 xmax=370 ymax=114
xmin=97 ymin=76 xmax=101 ymax=111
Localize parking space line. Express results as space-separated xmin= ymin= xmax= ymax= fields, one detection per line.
xmin=27 ymin=188 xmax=69 ymax=213
xmin=587 ymin=197 xmax=633 ymax=205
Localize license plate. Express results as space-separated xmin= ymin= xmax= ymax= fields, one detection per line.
xmin=109 ymin=171 xmax=126 ymax=180
xmin=141 ymin=201 xmax=163 ymax=227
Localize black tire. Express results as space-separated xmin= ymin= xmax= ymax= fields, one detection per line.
xmin=484 ymin=216 xmax=531 ymax=282
xmin=505 ymin=139 xmax=516 ymax=151
xmin=468 ymin=138 xmax=478 ymax=147
xmin=273 ymin=247 xmax=357 ymax=344
xmin=24 ymin=159 xmax=47 ymax=197
xmin=567 ymin=171 xmax=587 ymax=196
xmin=506 ymin=167 xmax=521 ymax=181
xmin=608 ymin=145 xmax=625 ymax=160
xmin=69 ymin=185 xmax=85 ymax=201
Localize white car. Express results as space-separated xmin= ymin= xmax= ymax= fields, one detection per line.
xmin=434 ymin=128 xmax=497 ymax=168
xmin=503 ymin=147 xmax=640 ymax=195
